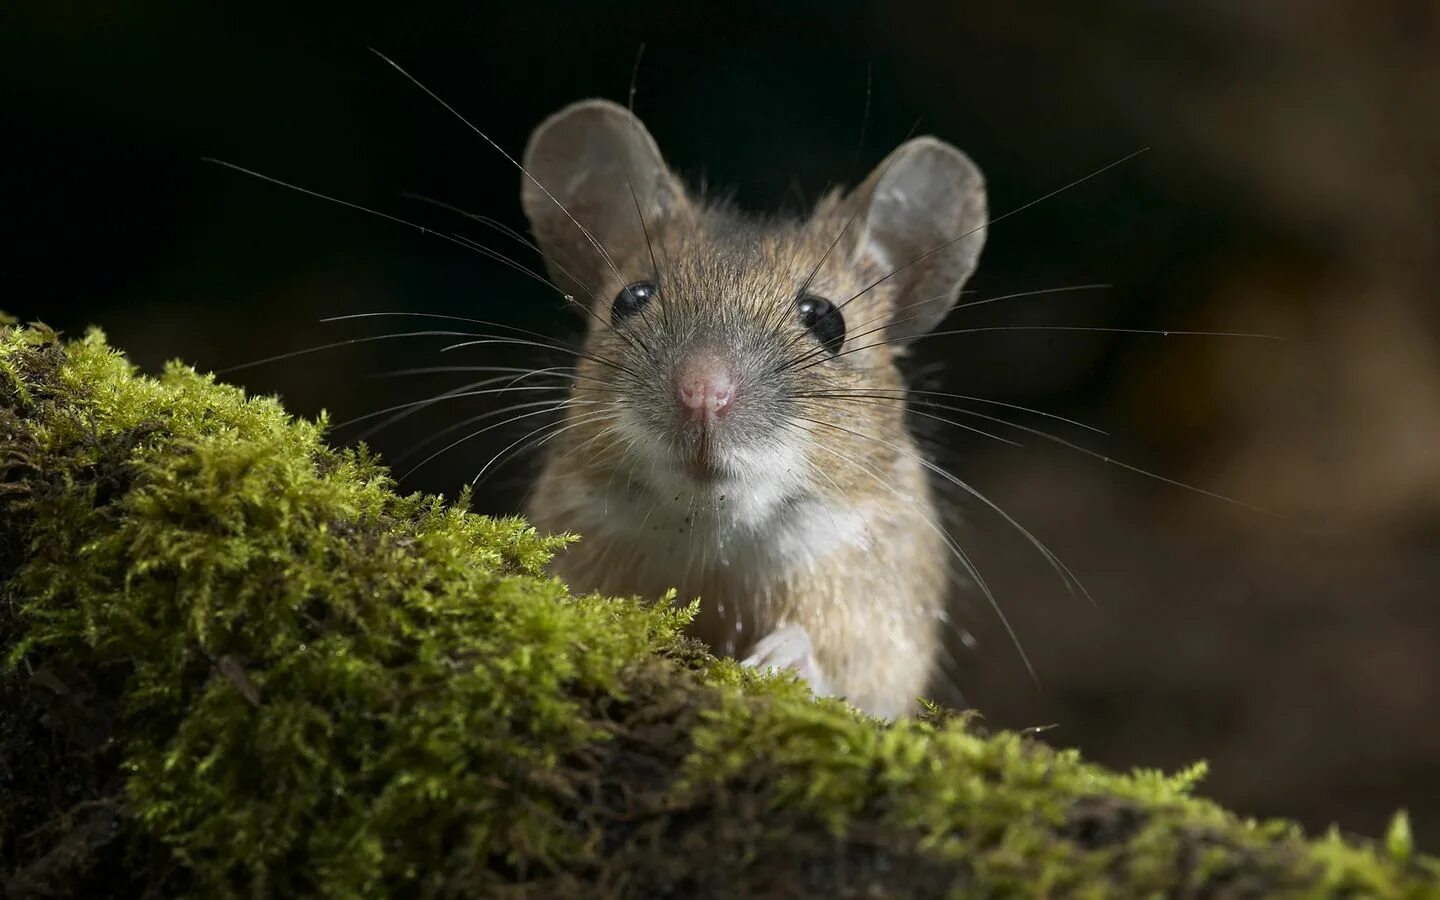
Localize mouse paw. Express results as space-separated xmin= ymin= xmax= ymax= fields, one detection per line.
xmin=741 ymin=624 xmax=831 ymax=698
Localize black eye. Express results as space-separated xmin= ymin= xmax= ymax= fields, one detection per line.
xmin=796 ymin=294 xmax=845 ymax=353
xmin=612 ymin=281 xmax=657 ymax=325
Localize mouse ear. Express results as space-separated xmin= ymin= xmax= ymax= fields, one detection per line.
xmin=521 ymin=99 xmax=692 ymax=303
xmin=848 ymin=137 xmax=987 ymax=343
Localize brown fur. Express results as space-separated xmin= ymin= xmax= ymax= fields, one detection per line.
xmin=519 ymin=100 xmax=986 ymax=717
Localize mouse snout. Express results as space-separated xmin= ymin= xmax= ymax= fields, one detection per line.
xmin=675 ymin=349 xmax=736 ymax=423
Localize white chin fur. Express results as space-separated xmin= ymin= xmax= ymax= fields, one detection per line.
xmin=558 ymin=418 xmax=884 ymax=577
xmin=557 ymin=414 xmax=887 ymax=576
xmin=622 ymin=422 xmax=812 ymax=530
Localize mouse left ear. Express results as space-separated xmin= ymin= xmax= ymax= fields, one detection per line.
xmin=847 ymin=137 xmax=987 ymax=342
xmin=521 ymin=99 xmax=693 ymax=304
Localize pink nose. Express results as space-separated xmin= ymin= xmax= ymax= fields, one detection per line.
xmin=676 ymin=352 xmax=735 ymax=421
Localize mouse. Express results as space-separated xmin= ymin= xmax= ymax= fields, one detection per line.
xmin=518 ymin=98 xmax=987 ymax=719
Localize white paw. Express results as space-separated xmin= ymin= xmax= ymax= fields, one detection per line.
xmin=741 ymin=624 xmax=831 ymax=697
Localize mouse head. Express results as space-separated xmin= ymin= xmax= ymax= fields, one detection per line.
xmin=521 ymin=99 xmax=987 ymax=518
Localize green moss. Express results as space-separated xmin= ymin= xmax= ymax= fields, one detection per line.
xmin=2 ymin=322 xmax=1437 ymax=898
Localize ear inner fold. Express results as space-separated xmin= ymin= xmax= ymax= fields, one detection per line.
xmin=520 ymin=99 xmax=692 ymax=304
xmin=850 ymin=137 xmax=988 ymax=343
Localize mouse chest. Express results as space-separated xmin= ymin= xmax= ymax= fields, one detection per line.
xmin=545 ymin=491 xmax=874 ymax=656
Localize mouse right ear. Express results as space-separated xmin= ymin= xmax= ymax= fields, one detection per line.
xmin=845 ymin=137 xmax=988 ymax=343
xmin=520 ymin=99 xmax=693 ymax=304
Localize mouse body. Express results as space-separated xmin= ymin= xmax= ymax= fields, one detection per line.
xmin=520 ymin=99 xmax=987 ymax=718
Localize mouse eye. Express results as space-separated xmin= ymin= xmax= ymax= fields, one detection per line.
xmin=612 ymin=281 xmax=657 ymax=325
xmin=796 ymin=294 xmax=845 ymax=353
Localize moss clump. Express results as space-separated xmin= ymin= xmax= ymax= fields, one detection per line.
xmin=2 ymin=322 xmax=1437 ymax=898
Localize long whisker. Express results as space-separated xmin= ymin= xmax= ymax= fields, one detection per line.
xmin=442 ymin=230 xmax=571 ymax=296
xmin=391 ymin=398 xmax=601 ymax=467
xmin=471 ymin=408 xmax=622 ymax=485
xmin=401 ymin=192 xmax=539 ymax=248
xmin=896 ymin=394 xmax=1266 ymax=511
xmin=778 ymin=417 xmax=1037 ymax=683
xmin=840 ymin=284 xmax=1116 ymax=364
xmin=778 ymin=420 xmax=949 ymax=582
xmin=778 ymin=284 xmax=1113 ymax=374
xmin=368 ymin=365 xmax=607 ymax=393
xmin=369 ymin=48 xmax=655 ymax=363
xmin=771 ymin=124 xmax=930 ymax=359
xmin=436 ymin=336 xmax=645 ymax=381
xmin=810 ymin=384 xmax=1262 ymax=516
xmin=214 ymin=329 xmax=481 ymax=375
xmin=623 ymin=40 xmax=665 ymax=307
xmin=369 ymin=49 xmax=635 ymax=310
xmin=331 ymin=381 xmax=571 ymax=432
xmin=369 ymin=364 xmax=620 ymax=402
xmin=951 ymin=282 xmax=1112 ymax=314
xmin=796 ymin=395 xmax=1022 ymax=448
xmin=797 ymin=387 xmax=1107 ymax=435
xmin=797 ymin=413 xmax=1091 ymax=609
xmin=830 ymin=148 xmax=1152 ymax=319
xmin=399 ymin=191 xmax=602 ymax=304
xmin=200 ymin=158 xmax=562 ymax=296
xmin=401 ymin=401 xmax=605 ymax=480
xmin=367 ymin=364 xmax=572 ymax=380
xmin=319 ymin=311 xmax=639 ymax=379
xmin=800 ymin=323 xmax=1284 ymax=373
xmin=321 ymin=311 xmax=578 ymax=351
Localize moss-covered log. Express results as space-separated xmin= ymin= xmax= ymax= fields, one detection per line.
xmin=1 ymin=321 xmax=1435 ymax=899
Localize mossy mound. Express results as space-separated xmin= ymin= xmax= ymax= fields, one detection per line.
xmin=1 ymin=322 xmax=1435 ymax=899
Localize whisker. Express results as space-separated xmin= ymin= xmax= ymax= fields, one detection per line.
xmin=795 ymin=388 xmax=1107 ymax=435
xmin=951 ymin=282 xmax=1112 ymax=314
xmin=800 ymin=323 xmax=1284 ymax=372
xmin=436 ymin=335 xmax=645 ymax=381
xmin=351 ymin=369 xmax=573 ymax=443
xmin=795 ymin=394 xmax=1021 ymax=448
xmin=829 ymin=148 xmax=1152 ymax=320
xmin=778 ymin=283 xmax=1115 ymax=374
xmin=442 ymin=230 xmax=572 ymax=297
xmin=369 ymin=364 xmax=622 ymax=403
xmin=399 ymin=191 xmax=602 ymax=304
xmin=214 ymin=329 xmax=481 ymax=375
xmin=331 ymin=382 xmax=571 ymax=432
xmin=797 ymin=413 xmax=1091 ymax=609
xmin=321 ymin=311 xmax=579 ymax=351
xmin=622 ymin=41 xmax=667 ymax=326
xmin=368 ymin=49 xmax=638 ymax=332
xmin=925 ymin=400 xmax=1268 ymax=512
xmin=471 ymin=408 xmax=622 ymax=485
xmin=570 ymin=421 xmax=631 ymax=470
xmin=367 ymin=364 xmax=573 ymax=380
xmin=802 ymin=389 xmax=1221 ymax=513
xmin=320 ymin=311 xmax=640 ymax=379
xmin=401 ymin=401 xmax=606 ymax=480
xmin=200 ymin=158 xmax=568 ymax=299
xmin=390 ymin=398 xmax=600 ymax=466
xmin=778 ymin=417 xmax=1037 ymax=683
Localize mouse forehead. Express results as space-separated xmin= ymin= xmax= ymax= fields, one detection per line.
xmin=630 ymin=213 xmax=870 ymax=315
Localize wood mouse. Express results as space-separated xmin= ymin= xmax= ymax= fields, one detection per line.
xmin=519 ymin=99 xmax=988 ymax=718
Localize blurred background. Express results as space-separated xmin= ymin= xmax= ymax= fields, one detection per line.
xmin=5 ymin=1 xmax=1438 ymax=849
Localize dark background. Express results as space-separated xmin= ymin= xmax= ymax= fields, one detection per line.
xmin=6 ymin=1 xmax=1439 ymax=849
